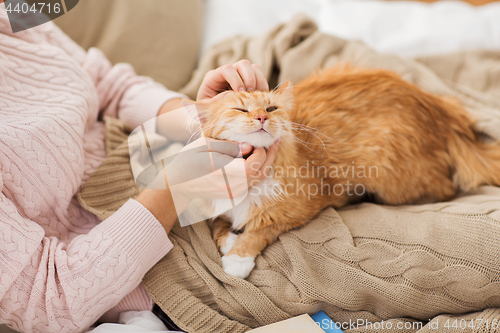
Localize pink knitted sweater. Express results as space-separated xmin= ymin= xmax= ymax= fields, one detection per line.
xmin=0 ymin=7 xmax=186 ymax=333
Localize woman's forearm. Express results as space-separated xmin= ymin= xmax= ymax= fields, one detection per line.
xmin=156 ymin=98 xmax=193 ymax=142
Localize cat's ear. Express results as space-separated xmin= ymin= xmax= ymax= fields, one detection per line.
xmin=181 ymin=99 xmax=209 ymax=124
xmin=274 ymin=81 xmax=293 ymax=96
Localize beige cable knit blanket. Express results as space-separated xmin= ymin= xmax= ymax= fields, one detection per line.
xmin=78 ymin=15 xmax=500 ymax=333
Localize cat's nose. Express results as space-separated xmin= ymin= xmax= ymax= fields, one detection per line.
xmin=255 ymin=115 xmax=268 ymax=124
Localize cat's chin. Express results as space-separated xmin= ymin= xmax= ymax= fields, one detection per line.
xmin=242 ymin=132 xmax=277 ymax=148
xmin=222 ymin=131 xmax=278 ymax=149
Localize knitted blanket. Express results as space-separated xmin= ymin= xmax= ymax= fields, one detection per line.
xmin=77 ymin=15 xmax=500 ymax=333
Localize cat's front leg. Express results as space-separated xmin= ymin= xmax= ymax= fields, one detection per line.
xmin=221 ymin=225 xmax=284 ymax=279
xmin=212 ymin=219 xmax=239 ymax=255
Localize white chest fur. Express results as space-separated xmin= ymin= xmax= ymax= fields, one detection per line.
xmin=214 ymin=177 xmax=283 ymax=230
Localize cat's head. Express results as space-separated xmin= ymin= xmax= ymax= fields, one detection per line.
xmin=185 ymin=82 xmax=293 ymax=148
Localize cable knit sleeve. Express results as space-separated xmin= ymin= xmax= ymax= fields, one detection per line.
xmin=0 ymin=193 xmax=172 ymax=333
xmin=82 ymin=47 xmax=188 ymax=132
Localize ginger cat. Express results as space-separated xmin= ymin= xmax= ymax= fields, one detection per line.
xmin=189 ymin=66 xmax=500 ymax=279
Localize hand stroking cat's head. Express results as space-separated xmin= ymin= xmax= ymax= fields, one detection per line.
xmin=185 ymin=82 xmax=293 ymax=148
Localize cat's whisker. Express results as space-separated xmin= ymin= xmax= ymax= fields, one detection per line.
xmin=289 ymin=121 xmax=330 ymax=140
xmin=288 ymin=122 xmax=329 ymax=154
xmin=187 ymin=126 xmax=205 ymax=143
xmin=285 ymin=133 xmax=322 ymax=153
xmin=186 ymin=120 xmax=202 ymax=138
xmin=187 ymin=131 xmax=201 ymax=144
xmin=293 ymin=132 xmax=327 ymax=153
xmin=188 ymin=124 xmax=217 ymax=144
xmin=286 ymin=128 xmax=328 ymax=155
xmin=289 ymin=122 xmax=330 ymax=137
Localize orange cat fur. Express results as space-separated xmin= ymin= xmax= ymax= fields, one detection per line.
xmin=191 ymin=66 xmax=500 ymax=278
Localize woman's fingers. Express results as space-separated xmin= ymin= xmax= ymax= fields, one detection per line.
xmin=197 ymin=60 xmax=269 ymax=101
xmin=233 ymin=60 xmax=257 ymax=92
xmin=260 ymin=139 xmax=280 ymax=176
xmin=252 ymin=64 xmax=269 ymax=91
xmin=203 ymin=138 xmax=252 ymax=158
xmin=239 ymin=142 xmax=253 ymax=156
xmin=202 ymin=137 xmax=280 ymax=183
xmin=214 ymin=65 xmax=245 ymax=92
xmin=197 ymin=66 xmax=244 ymax=100
xmin=244 ymin=147 xmax=267 ymax=178
xmin=243 ymin=140 xmax=279 ymax=186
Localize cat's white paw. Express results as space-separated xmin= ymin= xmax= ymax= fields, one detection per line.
xmin=221 ymin=254 xmax=255 ymax=279
xmin=220 ymin=232 xmax=238 ymax=255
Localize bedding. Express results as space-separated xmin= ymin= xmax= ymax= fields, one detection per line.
xmin=51 ymin=0 xmax=500 ymax=93
xmin=80 ymin=15 xmax=500 ymax=333
xmin=202 ymin=0 xmax=500 ymax=58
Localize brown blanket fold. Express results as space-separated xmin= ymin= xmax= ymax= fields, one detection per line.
xmin=78 ymin=15 xmax=500 ymax=333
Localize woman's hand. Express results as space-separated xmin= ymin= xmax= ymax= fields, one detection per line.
xmin=157 ymin=60 xmax=269 ymax=141
xmin=169 ymin=137 xmax=278 ymax=193
xmin=151 ymin=136 xmax=279 ymax=204
xmin=196 ymin=60 xmax=269 ymax=101
xmin=135 ymin=137 xmax=280 ymax=232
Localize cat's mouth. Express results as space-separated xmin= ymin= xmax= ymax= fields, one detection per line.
xmin=251 ymin=124 xmax=271 ymax=134
xmin=238 ymin=126 xmax=277 ymax=148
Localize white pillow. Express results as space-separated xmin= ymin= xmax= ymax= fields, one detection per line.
xmin=202 ymin=0 xmax=500 ymax=58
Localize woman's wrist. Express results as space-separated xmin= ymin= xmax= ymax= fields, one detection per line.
xmin=135 ymin=187 xmax=179 ymax=234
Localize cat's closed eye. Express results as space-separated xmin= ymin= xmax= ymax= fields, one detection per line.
xmin=234 ymin=108 xmax=248 ymax=113
xmin=266 ymin=106 xmax=278 ymax=112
